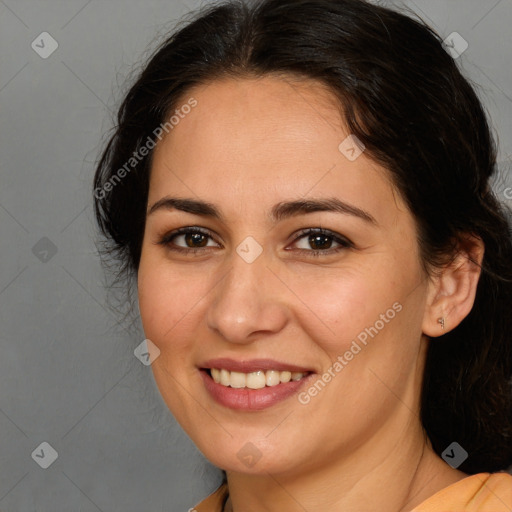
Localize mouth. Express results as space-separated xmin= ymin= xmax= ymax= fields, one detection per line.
xmin=198 ymin=359 xmax=315 ymax=410
xmin=204 ymin=368 xmax=310 ymax=389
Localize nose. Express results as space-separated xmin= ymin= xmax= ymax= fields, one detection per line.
xmin=206 ymin=249 xmax=289 ymax=344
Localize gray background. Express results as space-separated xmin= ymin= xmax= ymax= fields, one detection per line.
xmin=0 ymin=1 xmax=511 ymax=511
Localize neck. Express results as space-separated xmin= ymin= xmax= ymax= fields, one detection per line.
xmin=225 ymin=418 xmax=466 ymax=512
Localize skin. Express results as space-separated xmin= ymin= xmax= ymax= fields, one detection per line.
xmin=137 ymin=75 xmax=484 ymax=512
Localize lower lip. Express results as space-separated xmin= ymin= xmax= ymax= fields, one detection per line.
xmin=200 ymin=370 xmax=313 ymax=411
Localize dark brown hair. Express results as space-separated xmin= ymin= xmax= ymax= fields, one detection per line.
xmin=93 ymin=0 xmax=512 ymax=473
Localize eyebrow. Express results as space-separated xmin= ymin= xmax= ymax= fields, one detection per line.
xmin=147 ymin=196 xmax=377 ymax=225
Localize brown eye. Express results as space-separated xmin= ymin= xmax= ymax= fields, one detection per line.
xmin=184 ymin=232 xmax=208 ymax=247
xmin=290 ymin=228 xmax=353 ymax=256
xmin=308 ymin=234 xmax=333 ymax=250
xmin=157 ymin=227 xmax=220 ymax=252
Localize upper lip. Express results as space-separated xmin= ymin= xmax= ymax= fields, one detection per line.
xmin=200 ymin=358 xmax=314 ymax=374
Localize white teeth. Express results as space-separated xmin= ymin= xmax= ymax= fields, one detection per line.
xmin=265 ymin=370 xmax=280 ymax=387
xmin=211 ymin=368 xmax=221 ymax=383
xmin=209 ymin=368 xmax=307 ymax=388
xmin=220 ymin=369 xmax=230 ymax=386
xmin=280 ymin=371 xmax=291 ymax=383
xmin=246 ymin=371 xmax=266 ymax=389
xmin=230 ymin=371 xmax=247 ymax=388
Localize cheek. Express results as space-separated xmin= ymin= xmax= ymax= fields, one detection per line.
xmin=137 ymin=256 xmax=212 ymax=350
xmin=292 ymin=266 xmax=422 ymax=426
xmin=281 ymin=262 xmax=404 ymax=356
xmin=137 ymin=257 xmax=209 ymax=413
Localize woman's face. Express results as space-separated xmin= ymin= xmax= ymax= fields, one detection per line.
xmin=138 ymin=75 xmax=432 ymax=476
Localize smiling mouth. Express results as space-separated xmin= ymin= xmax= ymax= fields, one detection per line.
xmin=204 ymin=368 xmax=311 ymax=389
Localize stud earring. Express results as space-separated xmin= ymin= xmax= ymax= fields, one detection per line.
xmin=437 ymin=317 xmax=445 ymax=330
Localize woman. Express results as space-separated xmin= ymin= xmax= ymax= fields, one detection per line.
xmin=93 ymin=0 xmax=512 ymax=510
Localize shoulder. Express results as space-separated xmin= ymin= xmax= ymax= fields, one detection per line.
xmin=190 ymin=475 xmax=512 ymax=512
xmin=192 ymin=483 xmax=229 ymax=512
xmin=412 ymin=472 xmax=512 ymax=512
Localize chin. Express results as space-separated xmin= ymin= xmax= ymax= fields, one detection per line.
xmin=191 ymin=433 xmax=304 ymax=476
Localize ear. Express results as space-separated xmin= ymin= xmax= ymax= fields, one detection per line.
xmin=422 ymin=234 xmax=484 ymax=337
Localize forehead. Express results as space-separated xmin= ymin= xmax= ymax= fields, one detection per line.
xmin=157 ymin=77 xmax=340 ymax=163
xmin=148 ymin=76 xmax=406 ymax=226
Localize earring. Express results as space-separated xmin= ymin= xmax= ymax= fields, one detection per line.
xmin=437 ymin=317 xmax=445 ymax=330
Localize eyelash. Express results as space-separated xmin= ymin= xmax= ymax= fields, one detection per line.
xmin=156 ymin=226 xmax=353 ymax=257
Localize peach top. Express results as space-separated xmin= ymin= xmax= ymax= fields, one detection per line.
xmin=193 ymin=472 xmax=512 ymax=512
